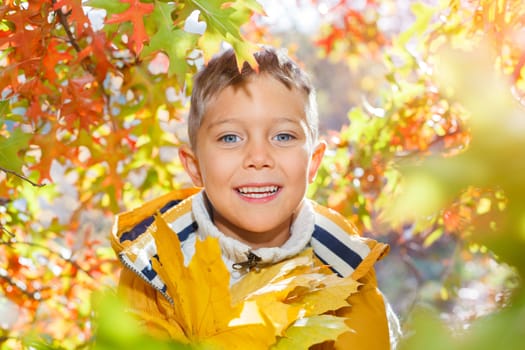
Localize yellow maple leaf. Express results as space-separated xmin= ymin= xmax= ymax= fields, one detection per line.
xmin=232 ymin=249 xmax=359 ymax=336
xmin=230 ymin=250 xmax=322 ymax=304
xmin=143 ymin=214 xmax=357 ymax=349
xmin=271 ymin=315 xmax=352 ymax=350
xmin=288 ymin=273 xmax=359 ymax=316
xmin=149 ymin=214 xmax=275 ymax=349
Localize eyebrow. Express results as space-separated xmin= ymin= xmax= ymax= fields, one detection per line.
xmin=206 ymin=117 xmax=302 ymax=130
xmin=205 ymin=118 xmax=239 ymax=130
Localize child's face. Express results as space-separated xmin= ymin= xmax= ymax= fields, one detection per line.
xmin=180 ymin=74 xmax=325 ymax=248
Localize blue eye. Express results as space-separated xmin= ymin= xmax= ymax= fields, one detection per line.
xmin=274 ymin=133 xmax=294 ymax=142
xmin=220 ymin=134 xmax=240 ymax=143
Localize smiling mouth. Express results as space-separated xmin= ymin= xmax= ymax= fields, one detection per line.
xmin=236 ymin=185 xmax=280 ymax=199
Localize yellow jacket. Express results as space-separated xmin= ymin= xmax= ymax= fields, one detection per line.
xmin=111 ymin=188 xmax=396 ymax=349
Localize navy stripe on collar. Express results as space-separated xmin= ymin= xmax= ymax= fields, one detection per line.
xmin=120 ymin=199 xmax=183 ymax=243
xmin=312 ymin=225 xmax=363 ymax=270
xmin=312 ymin=251 xmax=342 ymax=277
xmin=179 ymin=221 xmax=199 ymax=242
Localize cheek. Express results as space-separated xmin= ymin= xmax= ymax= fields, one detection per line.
xmin=285 ymin=152 xmax=311 ymax=181
xmin=199 ymin=151 xmax=236 ymax=185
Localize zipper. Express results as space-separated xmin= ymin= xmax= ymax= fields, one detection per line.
xmin=118 ymin=253 xmax=174 ymax=305
xmin=232 ymin=251 xmax=262 ymax=272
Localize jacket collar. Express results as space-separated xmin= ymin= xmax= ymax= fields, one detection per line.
xmin=110 ymin=189 xmax=388 ymax=300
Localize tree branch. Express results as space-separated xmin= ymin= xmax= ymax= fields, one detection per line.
xmin=0 ymin=166 xmax=45 ymax=187
xmin=0 ymin=271 xmax=48 ymax=301
xmin=1 ymin=240 xmax=98 ymax=280
xmin=52 ymin=0 xmax=97 ymax=77
xmin=56 ymin=7 xmax=81 ymax=53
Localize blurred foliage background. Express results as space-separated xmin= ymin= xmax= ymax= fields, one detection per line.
xmin=1 ymin=0 xmax=524 ymax=348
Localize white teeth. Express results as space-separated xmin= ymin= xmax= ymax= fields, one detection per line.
xmin=237 ymin=186 xmax=279 ymax=197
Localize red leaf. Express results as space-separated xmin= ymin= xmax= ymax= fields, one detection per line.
xmin=30 ymin=123 xmax=77 ymax=181
xmin=87 ymin=31 xmax=114 ymax=81
xmin=105 ymin=0 xmax=155 ymax=54
xmin=42 ymin=38 xmax=74 ymax=82
xmin=0 ymin=1 xmax=50 ymax=78
xmin=53 ymin=0 xmax=91 ymax=36
xmin=315 ymin=27 xmax=345 ymax=54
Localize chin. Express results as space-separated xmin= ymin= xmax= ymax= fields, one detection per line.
xmin=237 ymin=220 xmax=282 ymax=234
xmin=242 ymin=224 xmax=276 ymax=234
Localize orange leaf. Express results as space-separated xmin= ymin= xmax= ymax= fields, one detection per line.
xmin=105 ymin=0 xmax=155 ymax=54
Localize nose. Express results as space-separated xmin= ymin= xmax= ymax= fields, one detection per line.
xmin=243 ymin=138 xmax=275 ymax=169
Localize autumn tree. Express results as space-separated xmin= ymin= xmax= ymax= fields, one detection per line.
xmin=1 ymin=0 xmax=524 ymax=348
xmin=1 ymin=0 xmax=263 ymax=346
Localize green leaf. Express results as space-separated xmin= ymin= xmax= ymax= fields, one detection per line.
xmin=84 ymin=0 xmax=129 ymax=16
xmin=0 ymin=127 xmax=32 ymax=172
xmin=271 ymin=315 xmax=351 ymax=349
xmin=0 ymin=100 xmax=8 ymax=116
xmin=396 ymin=2 xmax=437 ymax=46
xmin=184 ymin=0 xmax=262 ymax=68
xmin=232 ymin=0 xmax=265 ymax=15
xmin=345 ymin=107 xmax=369 ymax=143
xmin=92 ymin=291 xmax=191 ymax=350
xmin=141 ymin=2 xmax=199 ymax=82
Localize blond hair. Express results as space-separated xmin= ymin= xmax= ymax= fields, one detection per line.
xmin=187 ymin=46 xmax=318 ymax=150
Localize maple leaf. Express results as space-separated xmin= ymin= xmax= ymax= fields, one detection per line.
xmin=290 ymin=273 xmax=360 ymax=316
xmin=149 ymin=214 xmax=276 ymax=349
xmin=230 ymin=252 xmax=316 ymax=305
xmin=147 ymin=217 xmax=355 ymax=349
xmin=105 ymin=0 xmax=155 ymax=54
xmin=271 ymin=315 xmax=351 ymax=350
xmin=232 ymin=250 xmax=359 ymax=336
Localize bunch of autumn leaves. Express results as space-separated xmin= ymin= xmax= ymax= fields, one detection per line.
xmin=140 ymin=215 xmax=359 ymax=349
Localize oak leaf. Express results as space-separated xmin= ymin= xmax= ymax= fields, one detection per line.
xmin=53 ymin=0 xmax=91 ymax=36
xmin=180 ymin=0 xmax=263 ymax=70
xmin=105 ymin=0 xmax=155 ymax=54
xmin=0 ymin=127 xmax=31 ymax=173
xmin=140 ymin=2 xmax=199 ymax=83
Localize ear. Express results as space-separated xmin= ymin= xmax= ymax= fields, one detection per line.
xmin=308 ymin=140 xmax=326 ymax=183
xmin=179 ymin=145 xmax=203 ymax=187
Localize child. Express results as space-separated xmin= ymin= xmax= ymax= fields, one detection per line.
xmin=111 ymin=46 xmax=401 ymax=349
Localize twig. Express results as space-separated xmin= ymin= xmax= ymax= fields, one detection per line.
xmin=52 ymin=0 xmax=98 ymax=78
xmin=0 ymin=273 xmax=47 ymax=301
xmin=55 ymin=6 xmax=81 ymax=53
xmin=0 ymin=224 xmax=15 ymax=239
xmin=1 ymin=240 xmax=98 ymax=280
xmin=0 ymin=166 xmax=45 ymax=187
xmin=51 ymin=0 xmax=117 ymax=132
